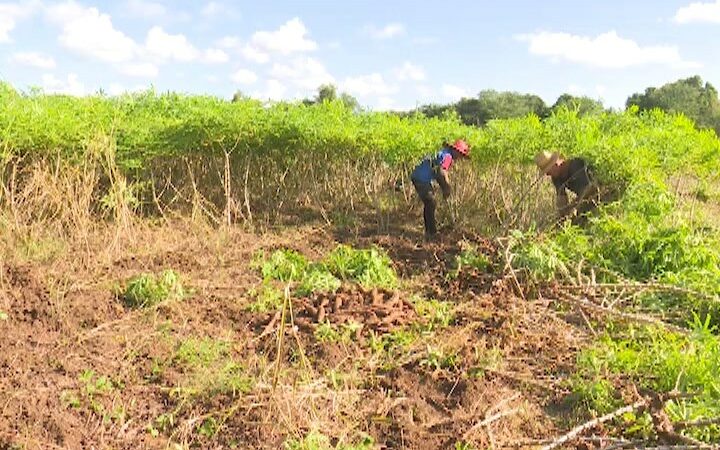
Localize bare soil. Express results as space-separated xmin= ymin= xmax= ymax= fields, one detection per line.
xmin=0 ymin=219 xmax=591 ymax=450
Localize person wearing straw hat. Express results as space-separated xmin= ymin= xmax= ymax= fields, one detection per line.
xmin=411 ymin=139 xmax=471 ymax=239
xmin=535 ymin=150 xmax=599 ymax=223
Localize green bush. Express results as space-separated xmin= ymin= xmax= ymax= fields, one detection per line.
xmin=323 ymin=244 xmax=397 ymax=289
xmin=255 ymin=249 xmax=308 ymax=282
xmin=122 ymin=270 xmax=184 ymax=308
xmin=573 ymin=318 xmax=720 ymax=443
xmin=296 ymin=264 xmax=341 ymax=296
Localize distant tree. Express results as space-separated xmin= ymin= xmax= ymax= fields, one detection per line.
xmin=339 ymin=92 xmax=360 ymax=112
xmin=455 ymin=97 xmax=486 ymax=126
xmin=418 ymin=103 xmax=452 ymax=119
xmin=303 ymin=84 xmax=360 ymax=111
xmin=231 ymin=90 xmax=247 ymax=102
xmin=476 ymin=90 xmax=550 ymax=123
xmin=416 ymin=91 xmax=549 ymax=126
xmin=316 ymin=84 xmax=337 ymax=102
xmin=626 ymin=76 xmax=720 ymax=134
xmin=552 ymin=94 xmax=605 ymax=116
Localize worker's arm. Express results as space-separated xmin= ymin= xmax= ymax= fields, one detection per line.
xmin=436 ymin=168 xmax=451 ymax=198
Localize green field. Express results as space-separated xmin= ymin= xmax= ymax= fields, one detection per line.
xmin=1 ymin=84 xmax=719 ymax=449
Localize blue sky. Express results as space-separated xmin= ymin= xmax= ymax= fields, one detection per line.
xmin=1 ymin=0 xmax=719 ymax=109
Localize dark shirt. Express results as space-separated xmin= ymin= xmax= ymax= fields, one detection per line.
xmin=552 ymin=158 xmax=592 ymax=196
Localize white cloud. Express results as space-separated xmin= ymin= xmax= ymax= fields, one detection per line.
xmin=202 ymin=1 xmax=234 ymax=17
xmin=416 ymin=85 xmax=433 ymax=98
xmin=120 ymin=62 xmax=159 ymax=77
xmin=0 ymin=1 xmax=38 ymax=43
xmin=231 ymin=68 xmax=257 ymax=84
xmin=393 ymin=61 xmax=425 ymax=81
xmin=441 ymin=84 xmax=468 ymax=100
xmin=203 ymin=48 xmax=229 ymax=63
xmin=216 ymin=35 xmax=270 ymax=64
xmin=252 ymin=79 xmax=287 ymax=101
xmin=217 ymin=35 xmax=240 ymax=48
xmin=249 ymin=18 xmax=317 ymax=55
xmin=516 ymin=30 xmax=700 ymax=69
xmin=241 ymin=44 xmax=270 ymax=64
xmin=10 ymin=51 xmax=55 ymax=69
xmin=46 ymin=1 xmax=137 ymax=63
xmin=125 ymin=0 xmax=166 ymax=18
xmin=364 ymin=22 xmax=405 ymax=40
xmin=674 ymin=0 xmax=720 ymax=23
xmin=270 ymin=57 xmax=334 ymax=90
xmin=145 ymin=26 xmax=199 ymax=62
xmin=341 ymin=73 xmax=397 ymax=97
xmin=42 ymin=73 xmax=86 ymax=96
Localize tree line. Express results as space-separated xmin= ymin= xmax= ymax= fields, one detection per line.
xmin=415 ymin=76 xmax=720 ymax=135
xmin=234 ymin=75 xmax=720 ymax=135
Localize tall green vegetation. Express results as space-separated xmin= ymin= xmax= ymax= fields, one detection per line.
xmin=626 ymin=75 xmax=720 ymax=135
xmin=2 ymin=81 xmax=720 ymax=319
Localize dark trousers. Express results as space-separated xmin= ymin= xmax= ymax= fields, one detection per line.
xmin=412 ymin=180 xmax=437 ymax=235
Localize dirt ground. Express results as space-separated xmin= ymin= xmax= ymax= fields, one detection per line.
xmin=0 ymin=217 xmax=593 ymax=450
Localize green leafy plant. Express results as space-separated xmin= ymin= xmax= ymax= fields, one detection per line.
xmin=254 ymin=249 xmax=308 ymax=282
xmin=314 ymin=321 xmax=341 ymax=343
xmin=61 ymin=369 xmax=124 ymax=423
xmin=449 ymin=240 xmax=491 ymax=279
xmin=121 ymin=270 xmax=185 ymax=308
xmin=296 ymin=264 xmax=341 ymax=296
xmin=420 ymin=346 xmax=460 ymax=371
xmin=246 ymin=282 xmax=285 ymax=313
xmin=573 ymin=318 xmax=720 ymax=442
xmin=412 ymin=296 xmax=454 ymax=331
xmin=284 ymin=430 xmax=374 ymax=450
xmin=323 ymin=244 xmax=397 ymax=289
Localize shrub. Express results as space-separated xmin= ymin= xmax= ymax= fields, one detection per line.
xmin=122 ymin=270 xmax=184 ymax=308
xmin=323 ymin=244 xmax=397 ymax=289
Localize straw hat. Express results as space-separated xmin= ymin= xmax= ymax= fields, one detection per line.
xmin=534 ymin=151 xmax=559 ymax=173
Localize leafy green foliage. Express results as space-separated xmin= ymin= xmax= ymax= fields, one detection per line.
xmin=122 ymin=270 xmax=184 ymax=308
xmin=509 ymin=230 xmax=569 ymax=283
xmin=626 ymin=75 xmax=720 ymax=135
xmin=420 ymin=347 xmax=460 ymax=371
xmin=552 ymin=94 xmax=605 ymax=116
xmin=574 ymin=319 xmax=720 ymax=442
xmin=323 ymin=244 xmax=398 ymax=289
xmin=296 ymin=264 xmax=342 ymax=296
xmin=255 ymin=249 xmax=308 ymax=282
xmin=567 ymin=377 xmax=620 ymax=415
xmin=449 ymin=240 xmax=492 ymax=279
xmin=284 ymin=431 xmax=374 ymax=450
xmin=252 ymin=245 xmax=394 ymax=297
xmin=420 ymin=89 xmax=551 ymax=126
xmin=412 ymin=297 xmax=454 ymax=331
xmin=246 ymin=282 xmax=285 ymax=313
xmin=61 ymin=370 xmax=125 ymax=423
